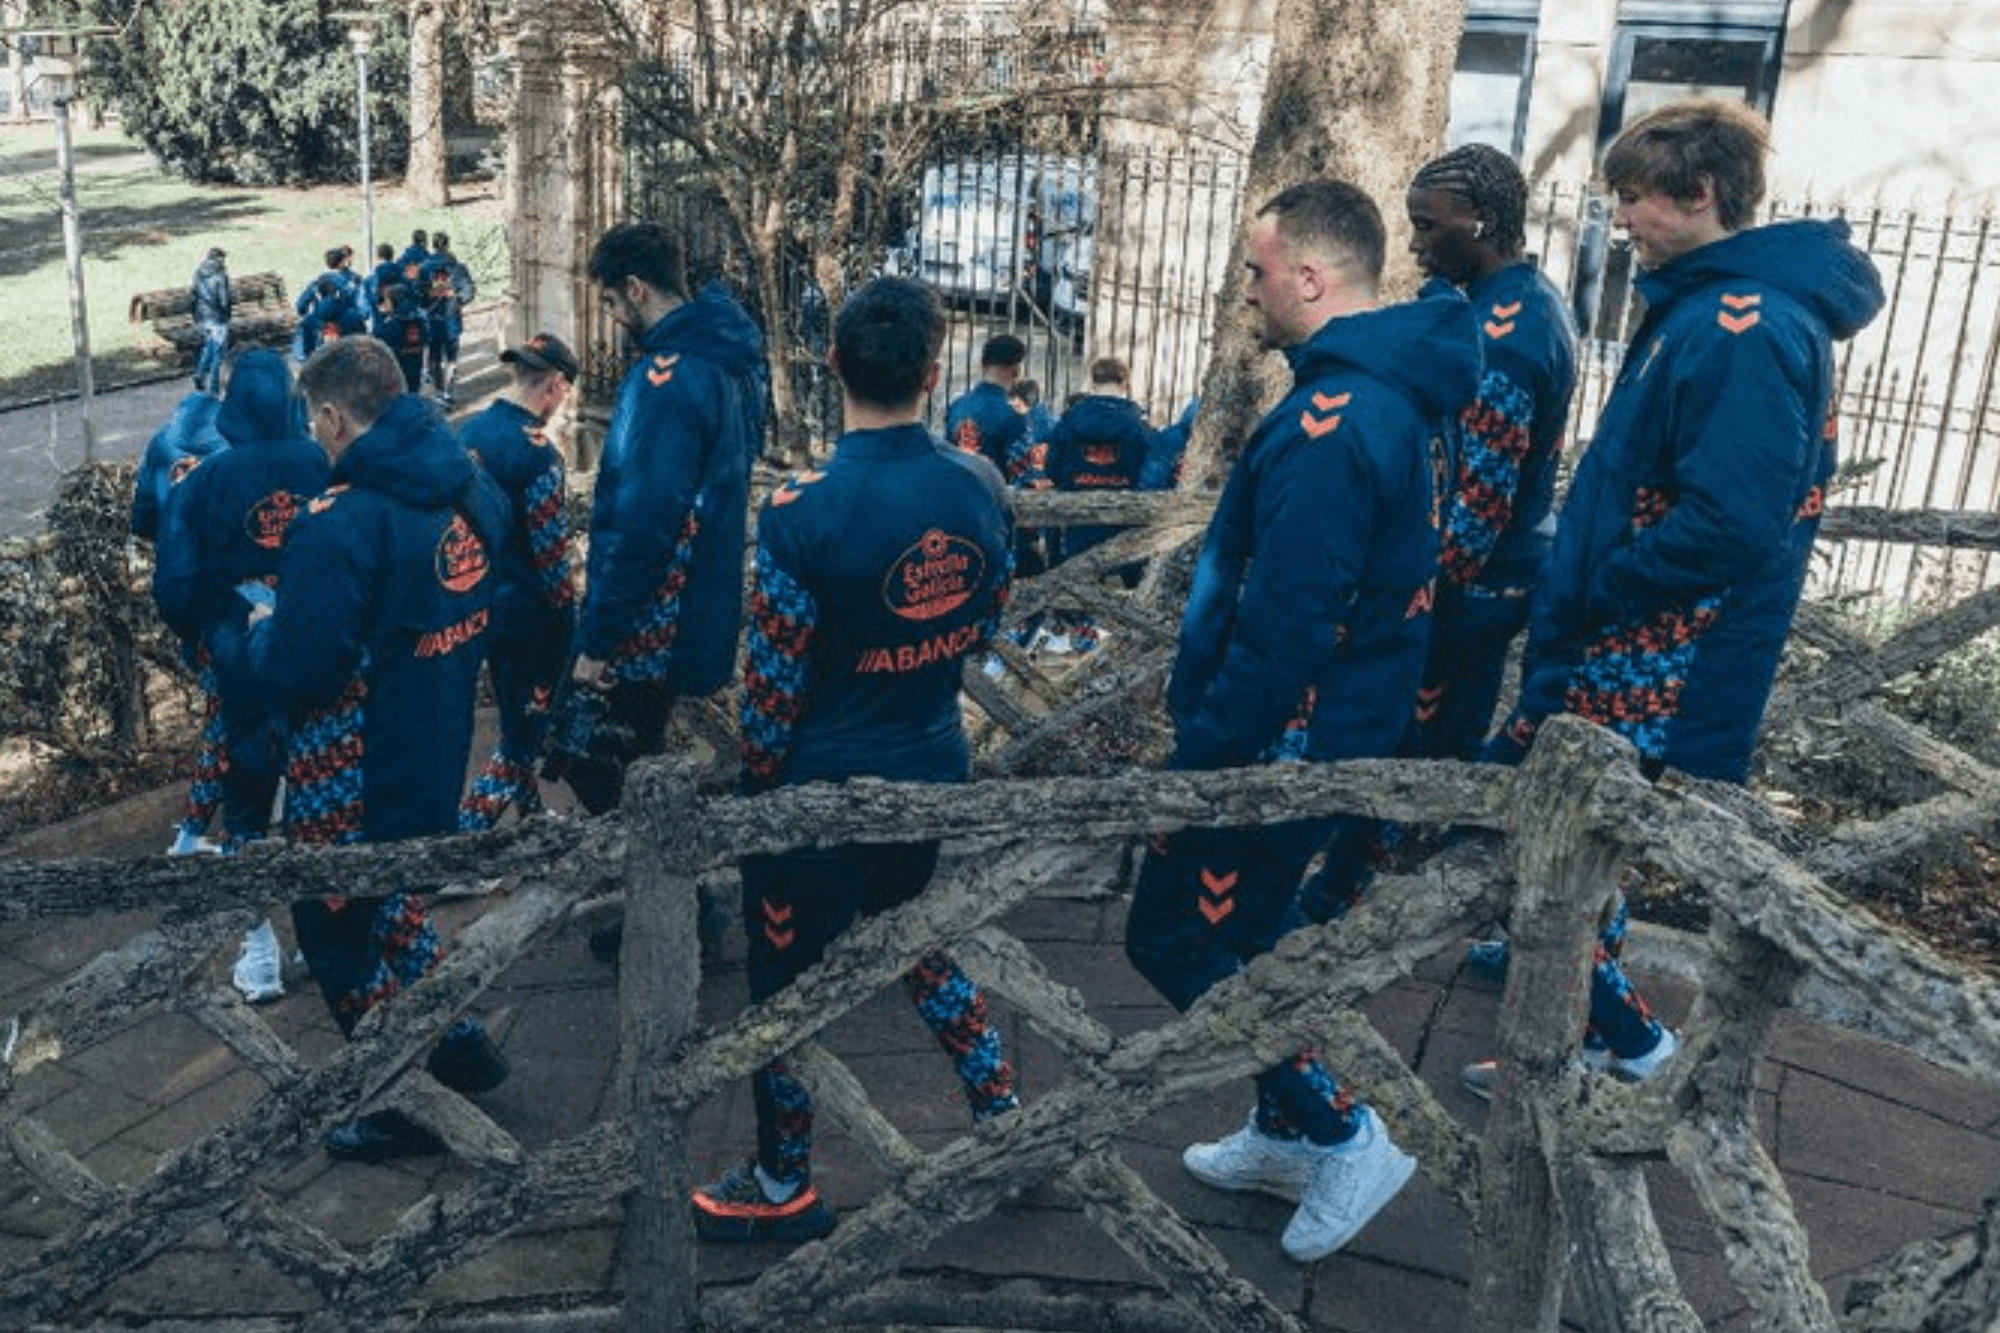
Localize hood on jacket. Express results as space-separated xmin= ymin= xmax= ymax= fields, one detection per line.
xmin=1640 ymin=218 xmax=1885 ymax=342
xmin=1064 ymin=394 xmax=1146 ymax=432
xmin=215 ymin=350 xmax=307 ymax=447
xmin=644 ymin=281 xmax=767 ymax=374
xmin=1288 ymin=284 xmax=1483 ymax=424
xmin=338 ymin=394 xmax=512 ymax=554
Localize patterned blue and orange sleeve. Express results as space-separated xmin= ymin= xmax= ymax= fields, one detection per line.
xmin=739 ymin=544 xmax=818 ymax=789
xmin=1438 ymin=369 xmax=1535 ymax=589
xmin=524 ymin=447 xmax=574 ymax=610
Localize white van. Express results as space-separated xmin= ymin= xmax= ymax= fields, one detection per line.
xmin=894 ymin=154 xmax=1096 ymax=313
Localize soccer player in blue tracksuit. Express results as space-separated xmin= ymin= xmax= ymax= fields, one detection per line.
xmin=456 ymin=333 xmax=579 ymax=829
xmin=152 ymin=350 xmax=328 ymax=845
xmin=545 ymin=221 xmax=764 ymax=817
xmin=1123 ymin=179 xmax=1481 ymax=1264
xmin=692 ymin=277 xmax=1019 ymax=1244
xmin=1043 ymin=355 xmax=1153 ymax=566
xmin=246 ymin=336 xmax=516 ymax=1163
xmin=133 ymin=389 xmax=229 ymax=855
xmin=418 ymin=233 xmax=476 ymax=406
xmin=1298 ymin=144 xmax=1580 ymax=923
xmin=1466 ymin=100 xmax=1884 ymax=1098
xmin=946 ymin=333 xmax=1047 ymax=583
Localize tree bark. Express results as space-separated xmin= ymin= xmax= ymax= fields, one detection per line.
xmin=407 ymin=0 xmax=450 ymax=204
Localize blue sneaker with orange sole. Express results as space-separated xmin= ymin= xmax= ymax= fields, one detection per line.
xmin=692 ymin=1160 xmax=838 ymax=1243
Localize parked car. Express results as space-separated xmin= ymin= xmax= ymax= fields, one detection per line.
xmin=892 ymin=154 xmax=1097 ymax=318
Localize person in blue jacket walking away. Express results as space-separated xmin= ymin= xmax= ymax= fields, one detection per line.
xmin=544 ymin=220 xmax=763 ymax=819
xmin=692 ymin=276 xmax=1019 ymax=1244
xmin=1463 ymin=99 xmax=1885 ymax=1101
xmin=132 ymin=388 xmax=229 ymax=857
xmin=1123 ymin=178 xmax=1481 ymax=1264
xmin=246 ymin=336 xmax=516 ymax=1164
xmin=189 ymin=246 xmax=231 ymax=395
xmin=457 ymin=333 xmax=579 ymax=829
xmin=152 ymin=350 xmax=329 ymax=848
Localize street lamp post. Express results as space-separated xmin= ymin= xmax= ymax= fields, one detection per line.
xmin=336 ymin=13 xmax=375 ymax=263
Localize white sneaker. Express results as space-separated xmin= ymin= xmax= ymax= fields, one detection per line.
xmin=1280 ymin=1107 xmax=1417 ymax=1263
xmin=1182 ymin=1114 xmax=1320 ymax=1203
xmin=168 ymin=827 xmax=223 ymax=856
xmin=232 ymin=919 xmax=285 ymax=1003
xmin=981 ymin=653 xmax=1006 ymax=680
xmin=1582 ymin=1026 xmax=1679 ymax=1083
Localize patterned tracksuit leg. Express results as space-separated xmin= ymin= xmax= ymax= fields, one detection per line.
xmin=459 ymin=630 xmax=564 ymax=829
xmin=180 ymin=659 xmax=227 ymax=840
xmin=742 ymin=840 xmax=1016 ymax=1186
xmin=1125 ymin=819 xmax=1362 ymax=1145
xmin=291 ymin=890 xmax=446 ymax=1037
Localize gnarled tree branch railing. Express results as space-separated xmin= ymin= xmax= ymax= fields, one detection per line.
xmin=8 ymin=482 xmax=2000 ymax=1332
xmin=6 ymin=706 xmax=2000 ymax=1333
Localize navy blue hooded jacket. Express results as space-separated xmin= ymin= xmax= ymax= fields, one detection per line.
xmin=152 ymin=351 xmax=328 ymax=646
xmin=739 ymin=424 xmax=1012 ymax=791
xmin=459 ymin=397 xmax=574 ymax=645
xmin=580 ymin=286 xmax=763 ymax=696
xmin=1440 ymin=261 xmax=1575 ymax=591
xmin=1168 ymin=290 xmax=1482 ymax=772
xmin=1504 ymin=219 xmax=1884 ymax=781
xmin=1045 ymin=392 xmax=1153 ymax=559
xmin=945 ymin=381 xmax=1032 ymax=481
xmin=251 ymin=395 xmax=511 ymax=844
xmin=131 ymin=392 xmax=225 ymax=541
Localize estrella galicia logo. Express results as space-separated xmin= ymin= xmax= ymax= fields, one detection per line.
xmin=246 ymin=490 xmax=301 ymax=550
xmin=436 ymin=514 xmax=489 ymax=593
xmin=884 ymin=528 xmax=986 ymax=622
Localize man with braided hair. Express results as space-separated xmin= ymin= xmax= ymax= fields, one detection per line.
xmin=1298 ymin=144 xmax=1577 ymax=923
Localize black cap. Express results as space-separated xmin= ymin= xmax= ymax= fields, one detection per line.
xmin=500 ymin=332 xmax=580 ymax=381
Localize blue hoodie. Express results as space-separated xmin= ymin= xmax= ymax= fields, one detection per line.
xmin=151 ymin=351 xmax=327 ymax=647
xmin=1169 ymin=289 xmax=1483 ymax=772
xmin=1504 ymin=219 xmax=1885 ymax=781
xmin=131 ymin=392 xmax=225 ymax=541
xmin=580 ymin=284 xmax=764 ymax=696
xmin=251 ymin=394 xmax=511 ymax=843
xmin=1044 ymin=392 xmax=1153 ymax=560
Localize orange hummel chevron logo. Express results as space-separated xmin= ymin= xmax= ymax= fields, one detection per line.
xmin=1301 ymin=409 xmax=1342 ymax=439
xmin=646 ymin=353 xmax=681 ymax=386
xmin=1414 ymin=685 xmax=1443 ymax=723
xmin=1490 ymin=301 xmax=1522 ymax=319
xmin=761 ymin=900 xmax=795 ymax=950
xmin=1718 ymin=291 xmax=1762 ymax=334
xmin=1485 ymin=300 xmax=1521 ymax=339
xmin=1312 ymin=391 xmax=1352 ymax=411
xmin=1197 ymin=868 xmax=1238 ymax=925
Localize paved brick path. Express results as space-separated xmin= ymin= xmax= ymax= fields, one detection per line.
xmin=3 ymin=764 xmax=1998 ymax=1331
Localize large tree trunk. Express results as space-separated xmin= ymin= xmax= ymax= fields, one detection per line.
xmin=406 ymin=0 xmax=449 ymax=205
xmin=1174 ymin=0 xmax=1467 ymax=492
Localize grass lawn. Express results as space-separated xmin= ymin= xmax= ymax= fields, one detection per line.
xmin=0 ymin=119 xmax=510 ymax=408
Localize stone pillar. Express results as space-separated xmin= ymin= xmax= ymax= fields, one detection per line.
xmin=504 ymin=5 xmax=621 ymax=467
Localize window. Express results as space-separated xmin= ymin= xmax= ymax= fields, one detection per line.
xmin=1449 ymin=22 xmax=1536 ymax=156
xmin=1574 ymin=9 xmax=1787 ymax=339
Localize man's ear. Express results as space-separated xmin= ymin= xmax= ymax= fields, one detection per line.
xmin=1297 ymin=258 xmax=1328 ymax=307
xmin=1690 ymin=174 xmax=1719 ymax=213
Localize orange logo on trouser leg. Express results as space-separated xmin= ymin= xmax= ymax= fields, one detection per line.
xmin=761 ymin=900 xmax=795 ymax=951
xmin=1197 ymin=868 xmax=1238 ymax=925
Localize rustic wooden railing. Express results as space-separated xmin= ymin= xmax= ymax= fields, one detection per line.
xmin=4 ymin=485 xmax=2000 ymax=1331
